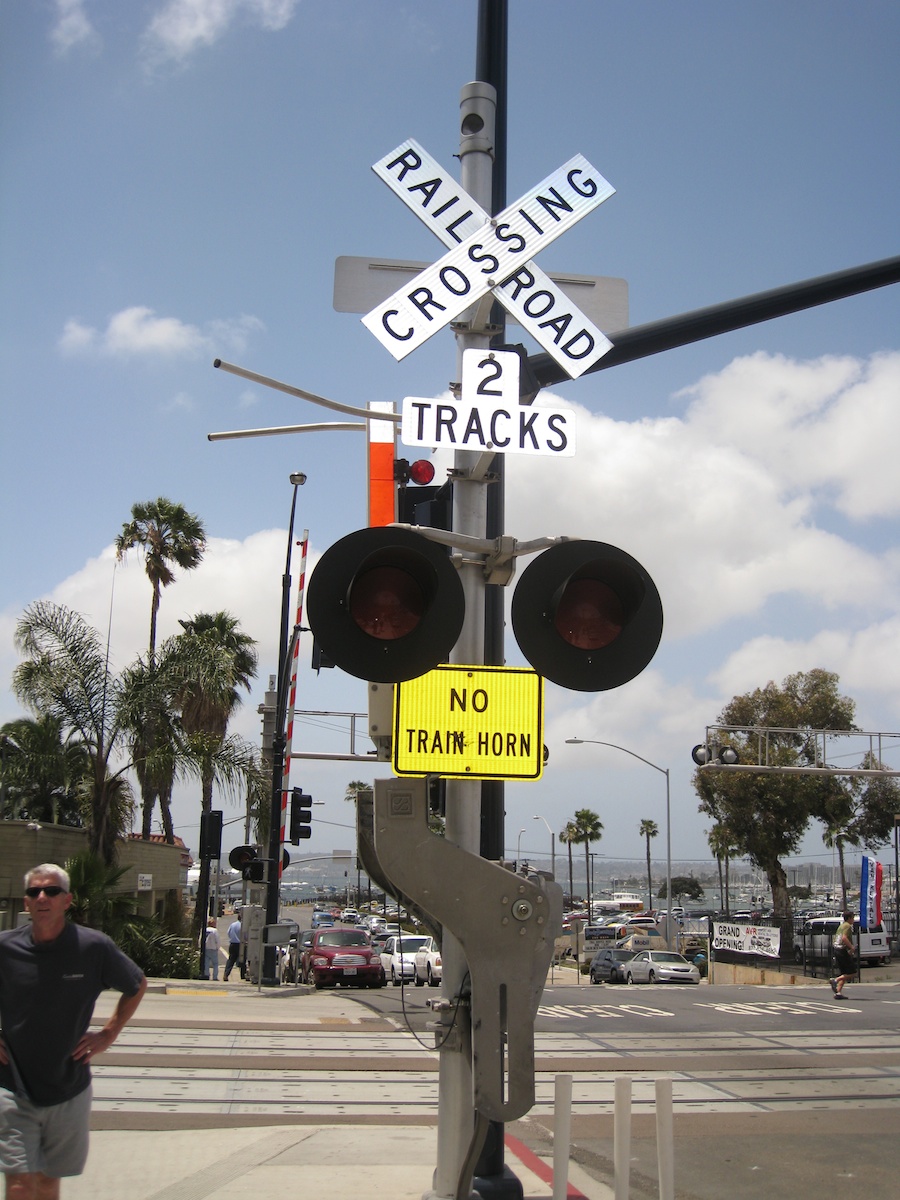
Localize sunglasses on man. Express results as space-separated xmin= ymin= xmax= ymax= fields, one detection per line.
xmin=25 ymin=885 xmax=66 ymax=898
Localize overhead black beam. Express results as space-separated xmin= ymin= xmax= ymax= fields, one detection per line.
xmin=527 ymin=254 xmax=900 ymax=390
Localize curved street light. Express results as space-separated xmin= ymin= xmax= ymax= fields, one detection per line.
xmin=566 ymin=737 xmax=672 ymax=944
xmin=516 ymin=827 xmax=527 ymax=863
xmin=533 ymin=814 xmax=555 ymax=880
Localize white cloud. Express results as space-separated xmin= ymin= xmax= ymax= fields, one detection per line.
xmin=141 ymin=0 xmax=299 ymax=67
xmin=677 ymin=351 xmax=900 ymax=521
xmin=50 ymin=0 xmax=100 ymax=55
xmin=57 ymin=307 xmax=264 ymax=359
xmin=504 ymin=351 xmax=900 ymax=640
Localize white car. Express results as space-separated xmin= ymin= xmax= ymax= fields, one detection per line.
xmin=340 ymin=908 xmax=360 ymax=924
xmin=625 ymin=950 xmax=701 ymax=985
xmin=380 ymin=934 xmax=430 ymax=986
xmin=413 ymin=936 xmax=442 ymax=987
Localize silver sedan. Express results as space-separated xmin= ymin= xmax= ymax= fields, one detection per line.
xmin=625 ymin=950 xmax=701 ymax=985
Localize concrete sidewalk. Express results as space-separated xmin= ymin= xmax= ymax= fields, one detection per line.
xmin=65 ymin=1124 xmax=610 ymax=1200
xmin=75 ymin=977 xmax=612 ymax=1200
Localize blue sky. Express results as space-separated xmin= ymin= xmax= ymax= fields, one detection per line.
xmin=2 ymin=1 xmax=899 ymax=884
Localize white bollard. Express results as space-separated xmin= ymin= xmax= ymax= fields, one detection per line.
xmin=552 ymin=1073 xmax=573 ymax=1200
xmin=614 ymin=1076 xmax=632 ymax=1200
xmin=655 ymin=1077 xmax=674 ymax=1200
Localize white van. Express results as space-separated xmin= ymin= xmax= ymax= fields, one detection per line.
xmin=792 ymin=917 xmax=890 ymax=966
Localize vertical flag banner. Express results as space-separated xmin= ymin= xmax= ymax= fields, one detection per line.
xmin=860 ymin=856 xmax=883 ymax=930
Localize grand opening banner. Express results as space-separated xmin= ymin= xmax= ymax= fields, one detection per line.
xmin=712 ymin=923 xmax=781 ymax=958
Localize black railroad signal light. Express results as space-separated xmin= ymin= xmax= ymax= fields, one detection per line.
xmin=228 ymin=844 xmax=265 ymax=882
xmin=306 ymin=526 xmax=465 ymax=683
xmin=511 ymin=540 xmax=663 ymax=692
xmin=290 ymin=788 xmax=314 ymax=843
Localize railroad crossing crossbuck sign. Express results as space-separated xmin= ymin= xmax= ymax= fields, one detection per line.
xmin=363 ymin=139 xmax=616 ymax=377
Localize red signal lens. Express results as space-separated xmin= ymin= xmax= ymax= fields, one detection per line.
xmin=349 ymin=565 xmax=425 ymax=640
xmin=554 ymin=579 xmax=624 ymax=650
xmin=409 ymin=459 xmax=435 ymax=485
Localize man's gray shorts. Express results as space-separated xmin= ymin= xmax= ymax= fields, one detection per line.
xmin=0 ymin=1085 xmax=91 ymax=1177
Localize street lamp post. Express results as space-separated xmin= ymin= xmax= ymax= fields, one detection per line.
xmin=263 ymin=471 xmax=307 ymax=984
xmin=516 ymin=827 xmax=526 ymax=866
xmin=566 ymin=738 xmax=672 ymax=946
xmin=533 ymin=814 xmax=555 ymax=880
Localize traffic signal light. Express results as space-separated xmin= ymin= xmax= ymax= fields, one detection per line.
xmin=199 ymin=810 xmax=223 ymax=860
xmin=228 ymin=845 xmax=264 ymax=882
xmin=290 ymin=788 xmax=313 ymax=843
xmin=306 ymin=526 xmax=465 ymax=683
xmin=511 ymin=540 xmax=663 ymax=691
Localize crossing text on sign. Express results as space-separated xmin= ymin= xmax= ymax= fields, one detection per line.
xmin=363 ymin=153 xmax=614 ymax=361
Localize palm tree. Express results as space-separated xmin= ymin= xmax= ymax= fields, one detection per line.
xmin=571 ymin=808 xmax=604 ymax=922
xmin=115 ymin=497 xmax=207 ymax=660
xmin=12 ymin=602 xmax=135 ymax=863
xmin=639 ymin=819 xmax=658 ymax=910
xmin=707 ymin=822 xmax=738 ymax=915
xmin=115 ymin=498 xmax=206 ymax=837
xmin=169 ymin=611 xmax=258 ymax=815
xmin=559 ymin=821 xmax=578 ymax=905
xmin=0 ymin=713 xmax=91 ymax=825
xmin=118 ymin=658 xmax=179 ymax=842
xmin=345 ymin=780 xmax=371 ymax=804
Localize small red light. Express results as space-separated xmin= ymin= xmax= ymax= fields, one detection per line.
xmin=554 ymin=579 xmax=624 ymax=649
xmin=409 ymin=459 xmax=435 ymax=486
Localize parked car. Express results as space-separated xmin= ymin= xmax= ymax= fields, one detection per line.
xmin=280 ymin=928 xmax=314 ymax=983
xmin=625 ymin=950 xmax=701 ymax=985
xmin=380 ymin=934 xmax=430 ymax=986
xmin=413 ymin=936 xmax=442 ymax=987
xmin=792 ymin=917 xmax=890 ymax=966
xmin=589 ymin=948 xmax=636 ymax=984
xmin=301 ymin=928 xmax=383 ymax=989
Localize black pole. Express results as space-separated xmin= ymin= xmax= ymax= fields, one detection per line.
xmin=473 ymin=7 xmax=520 ymax=1198
xmin=526 ymin=254 xmax=900 ymax=391
xmin=263 ymin=478 xmax=304 ymax=983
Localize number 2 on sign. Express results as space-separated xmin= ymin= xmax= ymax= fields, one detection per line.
xmin=461 ymin=348 xmax=521 ymax=408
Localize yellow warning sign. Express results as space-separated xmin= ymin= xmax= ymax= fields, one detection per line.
xmin=392 ymin=664 xmax=543 ymax=780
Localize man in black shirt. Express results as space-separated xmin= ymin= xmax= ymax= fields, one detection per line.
xmin=0 ymin=863 xmax=147 ymax=1200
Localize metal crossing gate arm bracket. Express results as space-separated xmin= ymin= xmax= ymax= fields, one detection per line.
xmin=371 ymin=778 xmax=563 ymax=1122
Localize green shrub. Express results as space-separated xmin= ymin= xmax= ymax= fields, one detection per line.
xmin=120 ymin=924 xmax=198 ymax=978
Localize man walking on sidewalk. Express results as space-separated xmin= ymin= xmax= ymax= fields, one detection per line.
xmin=0 ymin=863 xmax=147 ymax=1200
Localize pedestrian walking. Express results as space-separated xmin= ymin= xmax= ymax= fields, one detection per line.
xmin=0 ymin=863 xmax=147 ymax=1200
xmin=201 ymin=917 xmax=221 ymax=980
xmin=829 ymin=909 xmax=857 ymax=998
xmin=223 ymin=916 xmax=244 ymax=981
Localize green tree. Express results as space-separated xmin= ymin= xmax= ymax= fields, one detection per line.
xmin=638 ymin=819 xmax=658 ymax=909
xmin=707 ymin=822 xmax=739 ymax=915
xmin=168 ymin=612 xmax=259 ymax=941
xmin=13 ymin=602 xmax=136 ymax=863
xmin=170 ymin=612 xmax=258 ymax=815
xmin=694 ymin=669 xmax=856 ymax=936
xmin=118 ymin=657 xmax=180 ymax=842
xmin=570 ymin=808 xmax=603 ymax=921
xmin=115 ymin=497 xmax=207 ymax=660
xmin=559 ymin=821 xmax=578 ymax=904
xmin=0 ymin=714 xmax=91 ymax=825
xmin=115 ymin=498 xmax=206 ymax=839
xmin=820 ymin=750 xmax=900 ymax=909
xmin=657 ymin=876 xmax=704 ymax=901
